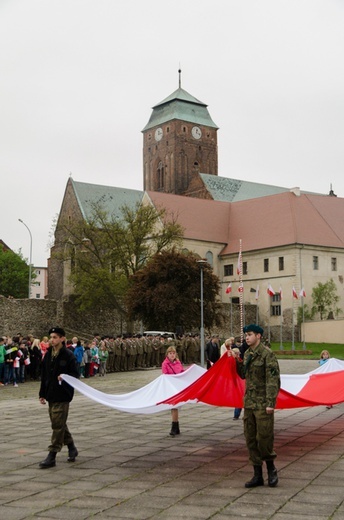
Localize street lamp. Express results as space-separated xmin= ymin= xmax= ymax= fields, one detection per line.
xmin=18 ymin=219 xmax=33 ymax=298
xmin=197 ymin=259 xmax=207 ymax=367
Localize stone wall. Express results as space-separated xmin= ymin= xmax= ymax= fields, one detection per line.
xmin=0 ymin=296 xmax=257 ymax=341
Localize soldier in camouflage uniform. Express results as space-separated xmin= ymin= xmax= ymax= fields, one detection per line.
xmin=230 ymin=324 xmax=280 ymax=488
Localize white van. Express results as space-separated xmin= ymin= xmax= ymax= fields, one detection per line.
xmin=143 ymin=331 xmax=177 ymax=340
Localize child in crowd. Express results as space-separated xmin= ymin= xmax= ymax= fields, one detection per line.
xmin=161 ymin=346 xmax=184 ymax=436
xmin=319 ymin=350 xmax=330 ymax=365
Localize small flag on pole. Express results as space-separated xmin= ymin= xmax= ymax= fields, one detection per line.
xmin=267 ymin=283 xmax=275 ymax=297
xmin=225 ymin=283 xmax=232 ymax=294
xmin=292 ymin=286 xmax=298 ymax=299
xmin=299 ymin=287 xmax=306 ymax=298
xmin=238 ymin=283 xmax=244 ymax=293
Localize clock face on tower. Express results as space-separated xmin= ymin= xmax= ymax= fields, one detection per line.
xmin=155 ymin=127 xmax=163 ymax=141
xmin=191 ymin=126 xmax=202 ymax=139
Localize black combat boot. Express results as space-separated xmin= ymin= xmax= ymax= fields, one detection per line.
xmin=39 ymin=451 xmax=56 ymax=469
xmin=266 ymin=460 xmax=278 ymax=487
xmin=67 ymin=442 xmax=79 ymax=462
xmin=169 ymin=422 xmax=179 ymax=436
xmin=245 ymin=465 xmax=264 ymax=488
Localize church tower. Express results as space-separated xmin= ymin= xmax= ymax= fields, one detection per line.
xmin=142 ymin=73 xmax=218 ymax=195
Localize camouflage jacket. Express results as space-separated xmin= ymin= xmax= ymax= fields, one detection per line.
xmin=236 ymin=342 xmax=280 ymax=409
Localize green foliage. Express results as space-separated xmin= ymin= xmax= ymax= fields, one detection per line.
xmin=0 ymin=246 xmax=30 ymax=298
xmin=310 ymin=279 xmax=341 ymax=320
xmin=126 ymin=250 xmax=222 ymax=332
xmin=59 ymin=202 xmax=183 ymax=314
xmin=296 ymin=303 xmax=312 ymax=324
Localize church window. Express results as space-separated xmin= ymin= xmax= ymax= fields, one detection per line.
xmin=148 ymin=133 xmax=152 ymax=140
xmin=313 ymin=256 xmax=319 ymax=270
xmin=157 ymin=161 xmax=165 ymax=190
xmin=206 ymin=251 xmax=213 ymax=266
xmin=264 ymin=258 xmax=269 ymax=272
xmin=243 ymin=262 xmax=248 ymax=275
xmin=182 ymin=126 xmax=187 ymax=133
xmin=167 ymin=127 xmax=170 ymax=133
xmin=279 ymin=257 xmax=284 ymax=271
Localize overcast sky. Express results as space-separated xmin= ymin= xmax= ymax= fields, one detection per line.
xmin=1 ymin=0 xmax=343 ymax=266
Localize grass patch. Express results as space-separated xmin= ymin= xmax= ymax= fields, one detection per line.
xmin=270 ymin=342 xmax=344 ymax=360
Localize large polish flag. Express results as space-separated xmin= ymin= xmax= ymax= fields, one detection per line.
xmin=61 ymin=357 xmax=344 ymax=413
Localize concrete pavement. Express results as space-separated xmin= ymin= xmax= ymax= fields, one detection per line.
xmin=1 ymin=360 xmax=344 ymax=520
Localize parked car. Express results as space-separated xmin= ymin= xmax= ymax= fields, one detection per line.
xmin=143 ymin=331 xmax=177 ymax=340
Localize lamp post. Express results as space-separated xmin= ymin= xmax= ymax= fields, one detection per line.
xmin=18 ymin=219 xmax=32 ymax=298
xmin=197 ymin=259 xmax=207 ymax=367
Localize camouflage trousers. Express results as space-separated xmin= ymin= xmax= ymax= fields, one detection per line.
xmin=243 ymin=408 xmax=276 ymax=466
xmin=48 ymin=402 xmax=74 ymax=453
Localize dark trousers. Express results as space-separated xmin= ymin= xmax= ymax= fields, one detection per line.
xmin=243 ymin=408 xmax=276 ymax=465
xmin=48 ymin=402 xmax=73 ymax=453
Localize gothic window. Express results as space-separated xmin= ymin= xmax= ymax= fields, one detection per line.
xmin=264 ymin=258 xmax=269 ymax=272
xmin=331 ymin=257 xmax=337 ymax=271
xmin=313 ymin=256 xmax=319 ymax=270
xmin=157 ymin=161 xmax=164 ymax=190
xmin=279 ymin=257 xmax=284 ymax=271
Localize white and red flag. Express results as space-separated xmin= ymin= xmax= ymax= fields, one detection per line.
xmin=236 ymin=252 xmax=242 ymax=275
xmin=299 ymin=287 xmax=306 ymax=298
xmin=238 ymin=283 xmax=244 ymax=293
xmin=255 ymin=285 xmax=260 ymax=300
xmin=292 ymin=286 xmax=298 ymax=299
xmin=225 ymin=283 xmax=232 ymax=294
xmin=267 ymin=283 xmax=275 ymax=297
xmin=279 ymin=286 xmax=283 ymax=300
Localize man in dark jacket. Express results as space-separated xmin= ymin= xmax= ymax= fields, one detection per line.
xmin=205 ymin=336 xmax=220 ymax=369
xmin=39 ymin=327 xmax=79 ymax=468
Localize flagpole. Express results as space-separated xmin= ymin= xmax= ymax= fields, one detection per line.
xmin=230 ymin=298 xmax=233 ymax=336
xmin=279 ymin=287 xmax=283 ymax=351
xmin=268 ymin=282 xmax=271 ymax=344
xmin=238 ymin=240 xmax=243 ymax=344
xmin=299 ymin=247 xmax=306 ymax=350
xmin=255 ymin=285 xmax=259 ymax=324
xmin=291 ymin=297 xmax=295 ymax=351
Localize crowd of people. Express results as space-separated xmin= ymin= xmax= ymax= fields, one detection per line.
xmin=0 ymin=332 xmax=205 ymax=386
xmin=3 ymin=324 xmax=305 ymax=488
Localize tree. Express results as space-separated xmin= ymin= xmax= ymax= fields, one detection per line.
xmin=126 ymin=250 xmax=222 ymax=332
xmin=58 ymin=202 xmax=183 ymax=315
xmin=0 ymin=246 xmax=31 ymax=298
xmin=311 ymin=279 xmax=342 ymax=320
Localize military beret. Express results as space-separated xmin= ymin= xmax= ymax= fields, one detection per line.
xmin=48 ymin=327 xmax=66 ymax=337
xmin=243 ymin=324 xmax=264 ymax=335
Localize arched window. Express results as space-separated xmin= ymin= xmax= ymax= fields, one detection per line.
xmin=157 ymin=161 xmax=164 ymax=190
xmin=206 ymin=251 xmax=213 ymax=266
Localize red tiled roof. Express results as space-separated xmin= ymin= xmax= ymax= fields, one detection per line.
xmin=222 ymin=192 xmax=344 ymax=254
xmin=146 ymin=191 xmax=230 ymax=244
xmin=146 ymin=190 xmax=344 ymax=255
